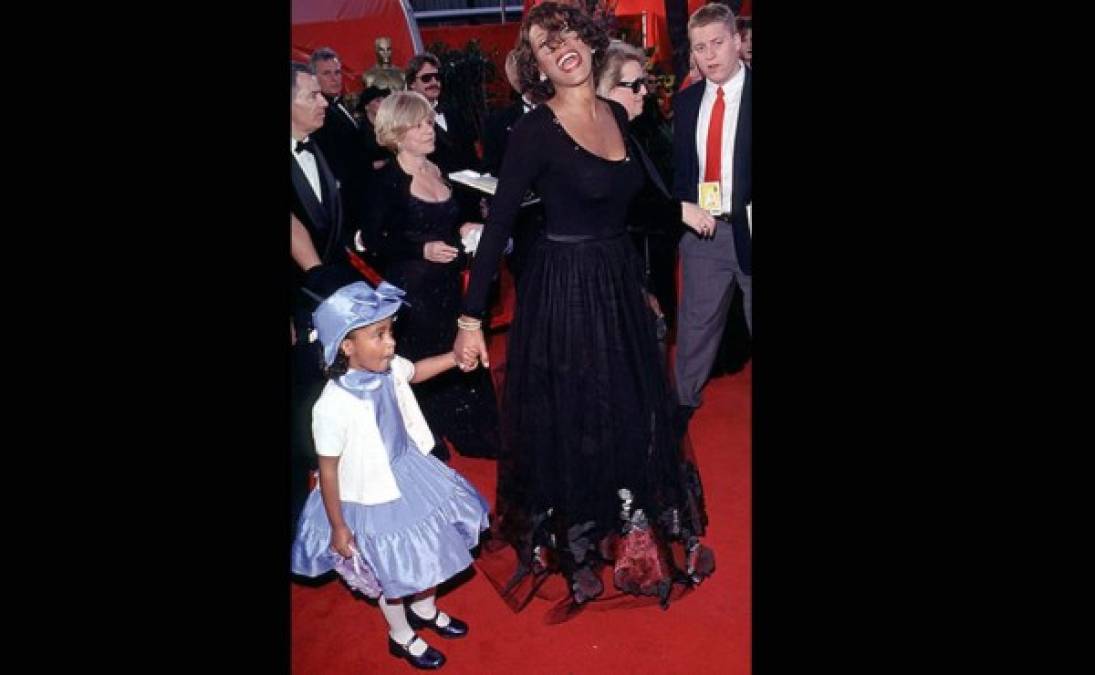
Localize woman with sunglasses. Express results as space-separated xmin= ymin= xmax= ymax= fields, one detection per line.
xmin=595 ymin=40 xmax=691 ymax=343
xmin=454 ymin=2 xmax=716 ymax=621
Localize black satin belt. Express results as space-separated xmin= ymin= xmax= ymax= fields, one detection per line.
xmin=544 ymin=231 xmax=628 ymax=244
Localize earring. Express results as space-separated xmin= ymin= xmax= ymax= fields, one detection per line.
xmin=539 ymin=71 xmax=547 ymax=82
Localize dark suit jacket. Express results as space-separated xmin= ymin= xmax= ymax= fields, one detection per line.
xmin=481 ymin=99 xmax=528 ymax=176
xmin=311 ymin=96 xmax=373 ymax=232
xmin=672 ymin=68 xmax=752 ymax=274
xmin=430 ymin=100 xmax=480 ymax=176
xmin=290 ymin=144 xmax=357 ymax=306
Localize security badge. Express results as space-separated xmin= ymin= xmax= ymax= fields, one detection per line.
xmin=698 ymin=181 xmax=723 ymax=216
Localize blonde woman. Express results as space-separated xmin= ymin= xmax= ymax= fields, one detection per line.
xmin=361 ymin=91 xmax=502 ymax=462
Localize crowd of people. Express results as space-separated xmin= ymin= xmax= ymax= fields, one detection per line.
xmin=290 ymin=1 xmax=750 ymax=668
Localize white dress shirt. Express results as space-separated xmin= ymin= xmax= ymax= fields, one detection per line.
xmin=291 ymin=135 xmax=322 ymax=203
xmin=433 ymin=101 xmax=448 ymax=132
xmin=695 ymin=64 xmax=745 ymax=215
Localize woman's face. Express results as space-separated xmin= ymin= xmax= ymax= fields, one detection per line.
xmin=529 ymin=21 xmax=593 ymax=89
xmin=398 ymin=115 xmax=435 ymax=156
xmin=607 ymin=59 xmax=647 ymax=121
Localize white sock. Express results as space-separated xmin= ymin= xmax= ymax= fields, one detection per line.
xmin=410 ymin=590 xmax=451 ymax=627
xmin=379 ymin=597 xmax=426 ymax=656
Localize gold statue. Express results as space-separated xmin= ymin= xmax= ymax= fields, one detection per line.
xmin=362 ymin=36 xmax=404 ymax=89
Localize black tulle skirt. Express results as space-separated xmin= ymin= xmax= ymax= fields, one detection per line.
xmin=479 ymin=232 xmax=714 ymax=621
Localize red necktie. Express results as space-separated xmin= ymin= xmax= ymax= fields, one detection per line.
xmin=704 ymin=87 xmax=725 ymax=184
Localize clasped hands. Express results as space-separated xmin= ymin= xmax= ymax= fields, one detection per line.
xmin=453 ymin=317 xmax=489 ymax=371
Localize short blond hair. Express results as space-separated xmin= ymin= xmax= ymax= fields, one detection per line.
xmin=374 ymin=91 xmax=434 ymax=151
xmin=688 ymin=2 xmax=737 ymax=36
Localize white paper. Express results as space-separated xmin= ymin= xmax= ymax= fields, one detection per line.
xmin=461 ymin=225 xmax=484 ymax=254
xmin=449 ymin=170 xmax=499 ymax=196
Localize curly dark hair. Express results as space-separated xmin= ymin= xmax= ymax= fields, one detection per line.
xmin=513 ymin=1 xmax=610 ymax=105
xmin=324 ymin=350 xmax=350 ymax=379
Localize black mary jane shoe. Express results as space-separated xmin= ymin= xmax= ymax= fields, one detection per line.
xmin=387 ymin=634 xmax=446 ymax=670
xmin=406 ymin=607 xmax=469 ymax=639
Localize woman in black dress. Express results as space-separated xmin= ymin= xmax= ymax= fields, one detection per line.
xmin=454 ymin=3 xmax=716 ymax=619
xmin=363 ymin=91 xmax=501 ymax=460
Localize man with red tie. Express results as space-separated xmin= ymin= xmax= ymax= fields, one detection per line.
xmin=671 ymin=2 xmax=752 ymax=420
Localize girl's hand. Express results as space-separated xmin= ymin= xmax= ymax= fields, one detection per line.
xmin=424 ymin=240 xmax=459 ymax=263
xmin=330 ymin=524 xmax=354 ymax=558
xmin=453 ymin=349 xmax=476 ymax=372
xmin=682 ymin=202 xmax=716 ymax=238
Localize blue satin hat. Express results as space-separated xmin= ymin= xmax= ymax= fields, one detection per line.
xmin=313 ymin=281 xmax=406 ymax=366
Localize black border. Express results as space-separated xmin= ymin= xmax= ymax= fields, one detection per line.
xmin=74 ymin=0 xmax=999 ymax=669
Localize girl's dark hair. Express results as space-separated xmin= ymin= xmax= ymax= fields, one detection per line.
xmin=514 ymin=1 xmax=610 ymax=105
xmin=324 ymin=349 xmax=350 ymax=379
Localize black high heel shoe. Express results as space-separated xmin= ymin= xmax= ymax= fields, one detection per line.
xmin=405 ymin=607 xmax=469 ymax=639
xmin=387 ymin=634 xmax=446 ymax=670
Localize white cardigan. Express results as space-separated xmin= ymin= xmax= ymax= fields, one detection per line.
xmin=311 ymin=356 xmax=435 ymax=505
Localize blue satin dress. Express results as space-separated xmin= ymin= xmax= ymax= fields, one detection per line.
xmin=290 ymin=367 xmax=490 ymax=598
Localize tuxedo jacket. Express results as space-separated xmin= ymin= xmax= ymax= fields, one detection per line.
xmin=671 ymin=68 xmax=752 ymax=274
xmin=311 ymin=96 xmax=373 ymax=231
xmin=430 ymin=100 xmax=480 ymax=176
xmin=290 ymin=144 xmax=357 ymax=307
xmin=481 ymin=99 xmax=527 ymax=176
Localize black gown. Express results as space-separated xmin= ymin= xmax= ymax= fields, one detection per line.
xmin=462 ymin=99 xmax=713 ymax=620
xmin=364 ymin=161 xmax=501 ymax=459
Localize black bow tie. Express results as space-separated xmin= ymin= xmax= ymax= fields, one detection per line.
xmin=295 ymin=139 xmax=315 ymax=155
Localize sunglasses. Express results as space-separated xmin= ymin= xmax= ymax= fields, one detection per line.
xmin=615 ymin=78 xmax=647 ymax=94
xmin=417 ymin=72 xmax=440 ymax=84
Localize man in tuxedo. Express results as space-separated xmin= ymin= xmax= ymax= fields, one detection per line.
xmin=405 ymin=53 xmax=480 ymax=177
xmin=481 ymin=51 xmax=535 ymax=175
xmin=480 ymin=50 xmax=542 ymax=283
xmin=309 ymin=47 xmax=373 ymax=247
xmin=671 ymin=2 xmax=752 ymax=418
xmin=289 ymin=61 xmax=359 ymax=539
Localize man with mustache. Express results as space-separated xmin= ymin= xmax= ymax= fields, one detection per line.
xmin=405 ymin=53 xmax=480 ymax=177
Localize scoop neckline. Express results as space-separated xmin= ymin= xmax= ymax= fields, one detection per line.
xmin=408 ymin=190 xmax=453 ymax=205
xmin=544 ymin=100 xmax=630 ymax=164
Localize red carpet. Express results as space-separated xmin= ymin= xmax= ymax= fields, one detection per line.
xmin=291 ymin=335 xmax=751 ymax=674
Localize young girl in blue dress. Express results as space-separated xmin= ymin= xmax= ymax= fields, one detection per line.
xmin=291 ymin=281 xmax=489 ymax=670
